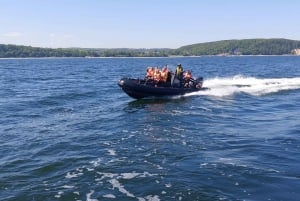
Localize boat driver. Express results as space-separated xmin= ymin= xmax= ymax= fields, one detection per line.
xmin=175 ymin=64 xmax=183 ymax=78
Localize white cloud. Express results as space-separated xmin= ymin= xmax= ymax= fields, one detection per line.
xmin=2 ymin=32 xmax=22 ymax=37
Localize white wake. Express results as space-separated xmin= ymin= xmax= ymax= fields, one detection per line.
xmin=186 ymin=75 xmax=300 ymax=97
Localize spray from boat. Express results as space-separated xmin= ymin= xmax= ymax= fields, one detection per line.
xmin=185 ymin=75 xmax=300 ymax=97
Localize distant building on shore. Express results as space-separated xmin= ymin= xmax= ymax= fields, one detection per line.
xmin=291 ymin=49 xmax=300 ymax=55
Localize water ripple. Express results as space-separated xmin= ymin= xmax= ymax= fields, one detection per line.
xmin=1 ymin=57 xmax=300 ymax=201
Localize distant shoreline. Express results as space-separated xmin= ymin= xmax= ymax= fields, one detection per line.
xmin=0 ymin=54 xmax=299 ymax=60
xmin=1 ymin=38 xmax=300 ymax=58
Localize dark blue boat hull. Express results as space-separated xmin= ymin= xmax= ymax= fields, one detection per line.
xmin=118 ymin=78 xmax=206 ymax=99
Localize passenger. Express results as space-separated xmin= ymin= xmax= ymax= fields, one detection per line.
xmin=160 ymin=66 xmax=169 ymax=82
xmin=183 ymin=70 xmax=192 ymax=87
xmin=175 ymin=64 xmax=183 ymax=78
xmin=146 ymin=67 xmax=154 ymax=80
xmin=167 ymin=70 xmax=172 ymax=83
xmin=183 ymin=70 xmax=192 ymax=80
xmin=153 ymin=67 xmax=161 ymax=83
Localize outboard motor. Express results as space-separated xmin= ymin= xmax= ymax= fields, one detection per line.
xmin=195 ymin=77 xmax=203 ymax=89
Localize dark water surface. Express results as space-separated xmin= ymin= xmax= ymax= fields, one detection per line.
xmin=1 ymin=57 xmax=300 ymax=201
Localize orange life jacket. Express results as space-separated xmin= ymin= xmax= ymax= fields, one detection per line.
xmin=184 ymin=71 xmax=192 ymax=80
xmin=160 ymin=68 xmax=169 ymax=82
xmin=153 ymin=69 xmax=161 ymax=82
xmin=146 ymin=67 xmax=154 ymax=79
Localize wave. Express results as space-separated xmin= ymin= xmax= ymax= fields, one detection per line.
xmin=185 ymin=75 xmax=300 ymax=97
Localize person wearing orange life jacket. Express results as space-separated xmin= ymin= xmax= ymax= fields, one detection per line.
xmin=183 ymin=70 xmax=192 ymax=87
xmin=146 ymin=67 xmax=154 ymax=80
xmin=183 ymin=70 xmax=192 ymax=80
xmin=160 ymin=66 xmax=169 ymax=82
xmin=153 ymin=67 xmax=161 ymax=83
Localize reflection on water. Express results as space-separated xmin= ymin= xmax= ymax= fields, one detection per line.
xmin=124 ymin=96 xmax=190 ymax=113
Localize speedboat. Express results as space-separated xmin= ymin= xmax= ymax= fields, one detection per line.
xmin=118 ymin=75 xmax=207 ymax=99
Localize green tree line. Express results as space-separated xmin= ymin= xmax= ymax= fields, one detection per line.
xmin=1 ymin=39 xmax=300 ymax=58
xmin=0 ymin=44 xmax=98 ymax=58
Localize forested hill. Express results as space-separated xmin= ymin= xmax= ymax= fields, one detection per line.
xmin=1 ymin=38 xmax=300 ymax=58
xmin=0 ymin=44 xmax=170 ymax=58
xmin=176 ymin=38 xmax=300 ymax=56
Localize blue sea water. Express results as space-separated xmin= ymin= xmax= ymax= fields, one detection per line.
xmin=0 ymin=56 xmax=300 ymax=201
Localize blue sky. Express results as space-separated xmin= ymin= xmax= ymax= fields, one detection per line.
xmin=0 ymin=0 xmax=299 ymax=48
